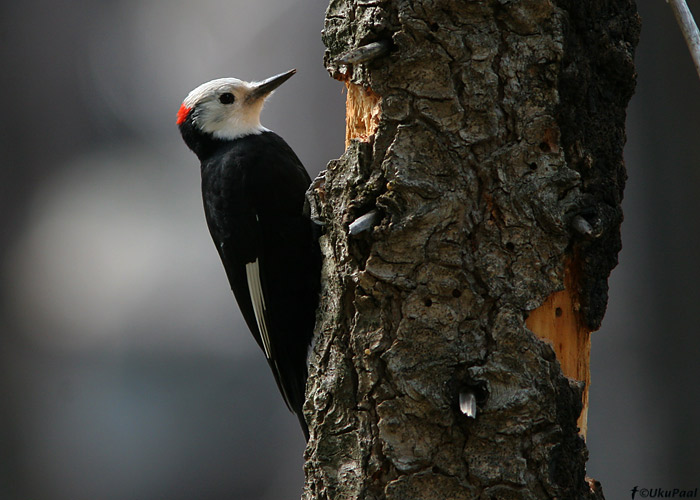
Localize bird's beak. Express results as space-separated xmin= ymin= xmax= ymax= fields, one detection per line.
xmin=247 ymin=69 xmax=297 ymax=101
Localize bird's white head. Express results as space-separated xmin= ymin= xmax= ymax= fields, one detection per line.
xmin=177 ymin=69 xmax=296 ymax=140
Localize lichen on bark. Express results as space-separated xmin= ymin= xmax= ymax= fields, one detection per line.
xmin=304 ymin=1 xmax=639 ymax=499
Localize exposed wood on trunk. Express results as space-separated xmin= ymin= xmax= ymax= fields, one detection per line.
xmin=526 ymin=259 xmax=592 ymax=437
xmin=344 ymin=82 xmax=381 ymax=146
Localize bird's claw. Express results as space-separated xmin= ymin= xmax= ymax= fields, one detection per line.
xmin=305 ymin=170 xmax=327 ymax=226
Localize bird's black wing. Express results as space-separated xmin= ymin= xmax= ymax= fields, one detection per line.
xmin=201 ymin=132 xmax=320 ymax=438
xmin=201 ymin=158 xmax=269 ymax=356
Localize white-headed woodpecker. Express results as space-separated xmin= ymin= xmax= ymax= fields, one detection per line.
xmin=177 ymin=69 xmax=321 ymax=440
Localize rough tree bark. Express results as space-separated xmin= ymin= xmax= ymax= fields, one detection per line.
xmin=304 ymin=1 xmax=639 ymax=499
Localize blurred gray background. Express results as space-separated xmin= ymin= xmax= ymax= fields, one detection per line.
xmin=0 ymin=1 xmax=698 ymax=499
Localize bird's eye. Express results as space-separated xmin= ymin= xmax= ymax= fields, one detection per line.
xmin=219 ymin=92 xmax=235 ymax=104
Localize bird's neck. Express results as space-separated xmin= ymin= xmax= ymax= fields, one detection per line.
xmin=179 ymin=112 xmax=272 ymax=160
xmin=208 ymin=106 xmax=268 ymax=141
xmin=178 ymin=116 xmax=225 ymax=160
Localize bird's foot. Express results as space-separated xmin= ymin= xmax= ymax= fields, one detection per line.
xmin=305 ymin=170 xmax=327 ymax=226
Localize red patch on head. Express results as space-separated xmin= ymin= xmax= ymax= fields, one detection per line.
xmin=176 ymin=103 xmax=191 ymax=125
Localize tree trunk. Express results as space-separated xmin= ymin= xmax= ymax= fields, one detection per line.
xmin=304 ymin=1 xmax=639 ymax=499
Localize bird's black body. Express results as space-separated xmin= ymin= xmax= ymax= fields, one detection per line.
xmin=179 ymin=106 xmax=320 ymax=440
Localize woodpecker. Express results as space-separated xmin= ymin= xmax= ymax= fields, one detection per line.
xmin=177 ymin=69 xmax=321 ymax=440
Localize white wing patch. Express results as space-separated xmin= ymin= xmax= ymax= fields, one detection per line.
xmin=245 ymin=258 xmax=294 ymax=411
xmin=245 ymin=258 xmax=272 ymax=359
